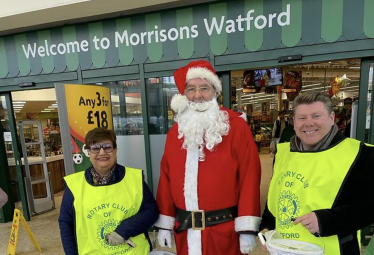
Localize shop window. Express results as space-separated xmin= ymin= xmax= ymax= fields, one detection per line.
xmin=99 ymin=80 xmax=143 ymax=136
xmin=146 ymin=77 xmax=179 ymax=134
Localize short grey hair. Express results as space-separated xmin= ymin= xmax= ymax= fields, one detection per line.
xmin=293 ymin=91 xmax=333 ymax=114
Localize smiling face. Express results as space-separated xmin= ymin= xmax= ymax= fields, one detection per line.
xmin=294 ymin=101 xmax=335 ymax=150
xmin=88 ymin=139 xmax=117 ymax=177
xmin=184 ymin=78 xmax=216 ymax=103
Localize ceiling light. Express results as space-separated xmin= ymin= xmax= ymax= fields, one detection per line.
xmin=41 ymin=110 xmax=52 ymax=113
xmin=48 ymin=105 xmax=58 ymax=108
xmin=12 ymin=101 xmax=26 ymax=104
xmin=302 ymin=83 xmax=321 ymax=88
xmin=349 ymin=67 xmax=361 ymax=70
xmin=43 ymin=108 xmax=52 ymax=111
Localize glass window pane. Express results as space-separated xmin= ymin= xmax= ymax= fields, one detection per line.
xmin=100 ymin=80 xmax=143 ymax=136
xmin=146 ymin=77 xmax=179 ymax=134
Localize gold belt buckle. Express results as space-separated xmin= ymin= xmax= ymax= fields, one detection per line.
xmin=191 ymin=210 xmax=205 ymax=230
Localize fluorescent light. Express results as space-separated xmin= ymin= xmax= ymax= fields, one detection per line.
xmin=236 ymin=88 xmax=243 ymax=91
xmin=349 ymin=67 xmax=361 ymax=70
xmin=41 ymin=111 xmax=52 ymax=112
xmin=302 ymin=83 xmax=321 ymax=88
xmin=13 ymin=101 xmax=26 ymax=104
xmin=48 ymin=105 xmax=58 ymax=108
xmin=43 ymin=109 xmax=52 ymax=111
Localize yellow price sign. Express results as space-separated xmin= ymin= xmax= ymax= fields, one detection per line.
xmin=64 ymin=84 xmax=113 ymax=139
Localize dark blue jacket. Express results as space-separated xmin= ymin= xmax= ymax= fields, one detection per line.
xmin=58 ymin=164 xmax=159 ymax=255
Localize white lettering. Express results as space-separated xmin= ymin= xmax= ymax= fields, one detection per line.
xmin=57 ymin=43 xmax=66 ymax=54
xmin=191 ymin=25 xmax=199 ymax=38
xmin=115 ymin=31 xmax=129 ymax=47
xmin=226 ymin=19 xmax=236 ymax=33
xmin=100 ymin=37 xmax=110 ymax=49
xmin=50 ymin=45 xmax=57 ymax=55
xmin=236 ymin=15 xmax=246 ymax=32
xmin=246 ymin=10 xmax=255 ymax=30
xmin=255 ymin=15 xmax=267 ymax=29
xmin=204 ymin=16 xmax=225 ymax=35
xmin=66 ymin=41 xmax=80 ymax=53
xmin=179 ymin=26 xmax=190 ymax=39
xmin=81 ymin=40 xmax=89 ymax=52
xmin=168 ymin=28 xmax=179 ymax=41
xmin=22 ymin=44 xmax=37 ymax=59
xmin=130 ymin=33 xmax=140 ymax=45
xmin=37 ymin=46 xmax=46 ymax=57
xmin=93 ymin=36 xmax=100 ymax=50
xmin=268 ymin=13 xmax=277 ymax=27
xmin=278 ymin=4 xmax=290 ymax=26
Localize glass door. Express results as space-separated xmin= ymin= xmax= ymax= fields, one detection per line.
xmin=0 ymin=94 xmax=30 ymax=221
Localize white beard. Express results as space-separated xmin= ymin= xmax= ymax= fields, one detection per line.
xmin=175 ymin=98 xmax=230 ymax=161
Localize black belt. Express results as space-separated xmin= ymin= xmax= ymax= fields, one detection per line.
xmin=175 ymin=206 xmax=237 ymax=233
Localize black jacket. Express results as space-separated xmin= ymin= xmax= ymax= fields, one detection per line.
xmin=260 ymin=133 xmax=374 ymax=255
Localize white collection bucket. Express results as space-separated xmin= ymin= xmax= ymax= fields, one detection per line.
xmin=265 ymin=231 xmax=324 ymax=255
xmin=148 ymin=251 xmax=176 ymax=255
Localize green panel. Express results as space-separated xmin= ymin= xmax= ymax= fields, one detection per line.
xmin=63 ymin=27 xmax=80 ymax=71
xmin=282 ymin=0 xmax=302 ymax=47
xmin=89 ymin=22 xmax=105 ymax=68
xmin=177 ymin=8 xmax=194 ymax=59
xmin=364 ymin=0 xmax=374 ymax=38
xmin=145 ymin=13 xmax=163 ymax=62
xmin=38 ymin=31 xmax=54 ymax=73
xmin=0 ymin=38 xmax=8 ymax=78
xmin=321 ymin=0 xmax=343 ymax=42
xmin=209 ymin=2 xmax=228 ymax=55
xmin=116 ymin=18 xmax=134 ymax=65
xmin=15 ymin=34 xmax=31 ymax=76
xmin=245 ymin=0 xmax=263 ymax=51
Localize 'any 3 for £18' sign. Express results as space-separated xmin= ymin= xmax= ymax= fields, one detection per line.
xmin=64 ymin=84 xmax=113 ymax=139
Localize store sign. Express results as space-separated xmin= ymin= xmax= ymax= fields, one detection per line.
xmin=56 ymin=84 xmax=113 ymax=173
xmin=3 ymin=132 xmax=12 ymax=142
xmin=21 ymin=5 xmax=291 ymax=59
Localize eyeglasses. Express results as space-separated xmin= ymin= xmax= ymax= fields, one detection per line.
xmin=184 ymin=86 xmax=213 ymax=95
xmin=88 ymin=143 xmax=114 ymax=154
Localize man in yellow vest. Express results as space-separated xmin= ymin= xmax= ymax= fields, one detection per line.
xmin=260 ymin=91 xmax=374 ymax=254
xmin=58 ymin=127 xmax=159 ymax=255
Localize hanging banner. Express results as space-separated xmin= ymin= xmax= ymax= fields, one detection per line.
xmin=56 ymin=84 xmax=113 ymax=174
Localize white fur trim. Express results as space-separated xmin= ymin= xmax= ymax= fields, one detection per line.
xmin=235 ymin=216 xmax=262 ymax=232
xmin=239 ymin=112 xmax=247 ymax=121
xmin=154 ymin=214 xmax=175 ymax=230
xmin=184 ymin=147 xmax=202 ymax=255
xmin=186 ymin=67 xmax=222 ymax=92
xmin=170 ymin=94 xmax=189 ymax=114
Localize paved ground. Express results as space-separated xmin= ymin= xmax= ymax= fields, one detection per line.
xmin=0 ymin=150 xmax=281 ymax=254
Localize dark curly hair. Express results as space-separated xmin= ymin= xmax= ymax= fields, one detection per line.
xmin=84 ymin=127 xmax=117 ymax=149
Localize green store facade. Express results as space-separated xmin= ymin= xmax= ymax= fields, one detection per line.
xmin=1 ymin=0 xmax=374 ymax=242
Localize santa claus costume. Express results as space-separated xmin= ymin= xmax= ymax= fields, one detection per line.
xmin=154 ymin=60 xmax=261 ymax=255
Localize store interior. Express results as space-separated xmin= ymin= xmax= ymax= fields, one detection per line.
xmin=231 ymin=58 xmax=361 ymax=151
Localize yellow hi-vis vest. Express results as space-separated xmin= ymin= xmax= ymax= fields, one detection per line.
xmin=268 ymin=138 xmax=361 ymax=255
xmin=64 ymin=167 xmax=149 ymax=255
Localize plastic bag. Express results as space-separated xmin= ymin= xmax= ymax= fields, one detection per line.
xmin=0 ymin=187 xmax=8 ymax=209
xmin=270 ymin=141 xmax=276 ymax=152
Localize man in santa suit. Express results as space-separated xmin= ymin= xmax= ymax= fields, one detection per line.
xmin=154 ymin=60 xmax=261 ymax=255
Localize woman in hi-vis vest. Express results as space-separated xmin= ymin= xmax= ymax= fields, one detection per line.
xmin=59 ymin=127 xmax=159 ymax=255
xmin=260 ymin=91 xmax=374 ymax=255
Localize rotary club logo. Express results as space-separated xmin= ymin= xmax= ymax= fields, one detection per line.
xmin=278 ymin=190 xmax=300 ymax=229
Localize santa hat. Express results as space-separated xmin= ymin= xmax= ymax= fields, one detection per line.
xmin=170 ymin=60 xmax=222 ymax=113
